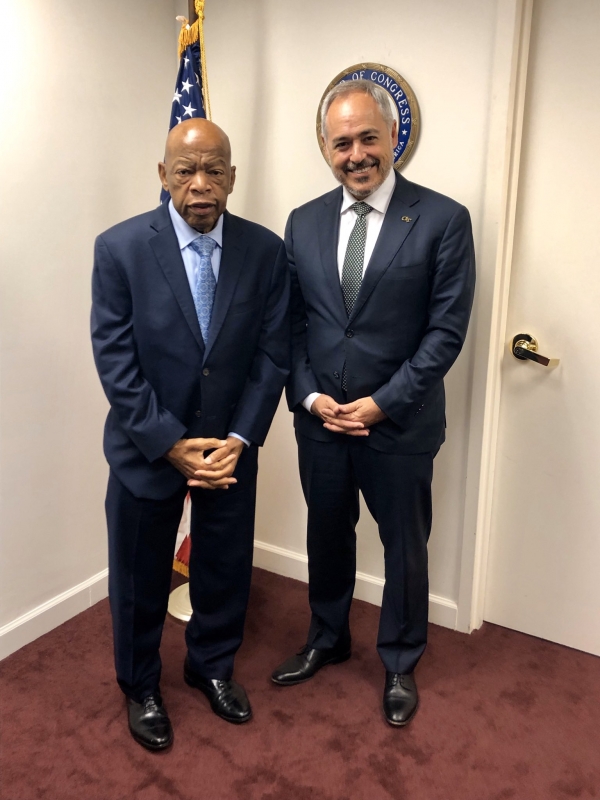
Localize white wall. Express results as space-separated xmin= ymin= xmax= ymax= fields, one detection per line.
xmin=186 ymin=0 xmax=500 ymax=615
xmin=0 ymin=0 xmax=505 ymax=656
xmin=0 ymin=0 xmax=179 ymax=656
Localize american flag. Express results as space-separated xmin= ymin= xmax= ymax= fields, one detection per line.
xmin=161 ymin=40 xmax=206 ymax=203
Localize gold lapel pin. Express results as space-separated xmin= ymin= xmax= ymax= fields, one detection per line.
xmin=401 ymin=216 xmax=412 ymax=223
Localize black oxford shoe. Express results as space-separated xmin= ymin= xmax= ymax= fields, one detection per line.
xmin=383 ymin=672 xmax=419 ymax=727
xmin=271 ymin=644 xmax=351 ymax=686
xmin=184 ymin=657 xmax=252 ymax=724
xmin=127 ymin=692 xmax=173 ymax=751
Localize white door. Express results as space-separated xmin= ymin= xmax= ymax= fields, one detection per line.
xmin=484 ymin=0 xmax=600 ymax=655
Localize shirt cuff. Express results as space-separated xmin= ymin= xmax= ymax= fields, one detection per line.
xmin=228 ymin=432 xmax=251 ymax=447
xmin=302 ymin=393 xmax=322 ymax=413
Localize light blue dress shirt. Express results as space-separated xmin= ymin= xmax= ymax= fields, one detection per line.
xmin=168 ymin=200 xmax=249 ymax=448
xmin=168 ymin=199 xmax=223 ymax=286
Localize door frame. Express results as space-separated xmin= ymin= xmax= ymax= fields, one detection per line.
xmin=455 ymin=0 xmax=535 ymax=633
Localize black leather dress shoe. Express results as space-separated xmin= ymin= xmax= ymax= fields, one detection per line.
xmin=184 ymin=658 xmax=252 ymax=724
xmin=271 ymin=644 xmax=351 ymax=686
xmin=383 ymin=672 xmax=419 ymax=727
xmin=127 ymin=692 xmax=173 ymax=751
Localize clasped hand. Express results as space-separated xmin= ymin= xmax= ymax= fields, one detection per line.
xmin=310 ymin=394 xmax=386 ymax=435
xmin=165 ymin=436 xmax=245 ymax=490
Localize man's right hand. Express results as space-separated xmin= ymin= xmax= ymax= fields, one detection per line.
xmin=310 ymin=395 xmax=369 ymax=436
xmin=164 ymin=438 xmax=238 ymax=489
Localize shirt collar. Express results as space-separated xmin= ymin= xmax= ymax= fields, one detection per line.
xmin=168 ymin=199 xmax=223 ymax=250
xmin=340 ymin=167 xmax=397 ymax=215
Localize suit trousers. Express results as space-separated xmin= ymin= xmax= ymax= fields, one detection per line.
xmin=297 ymin=433 xmax=433 ymax=675
xmin=105 ymin=446 xmax=258 ymax=702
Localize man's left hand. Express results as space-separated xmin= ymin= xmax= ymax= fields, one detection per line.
xmin=323 ymin=396 xmax=387 ymax=433
xmin=188 ymin=436 xmax=245 ymax=490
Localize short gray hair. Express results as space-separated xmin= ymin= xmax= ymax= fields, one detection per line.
xmin=320 ymin=79 xmax=394 ymax=138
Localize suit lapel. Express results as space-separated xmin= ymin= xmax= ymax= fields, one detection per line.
xmin=318 ymin=189 xmax=348 ymax=326
xmin=349 ymin=173 xmax=421 ymax=323
xmin=203 ymin=211 xmax=246 ymax=363
xmin=149 ymin=204 xmax=205 ymax=353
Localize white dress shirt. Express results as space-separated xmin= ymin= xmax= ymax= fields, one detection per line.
xmin=168 ymin=200 xmax=249 ymax=446
xmin=302 ymin=168 xmax=397 ymax=413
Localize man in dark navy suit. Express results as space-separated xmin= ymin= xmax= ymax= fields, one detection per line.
xmin=91 ymin=119 xmax=289 ymax=750
xmin=271 ymin=80 xmax=475 ymax=726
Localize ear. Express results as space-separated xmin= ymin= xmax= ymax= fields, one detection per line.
xmin=390 ymin=119 xmax=398 ymax=148
xmin=158 ymin=162 xmax=169 ymax=192
xmin=228 ymin=165 xmax=236 ymax=194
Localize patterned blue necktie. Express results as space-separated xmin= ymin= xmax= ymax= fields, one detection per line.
xmin=189 ymin=235 xmax=217 ymax=342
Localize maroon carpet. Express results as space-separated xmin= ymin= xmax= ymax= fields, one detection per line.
xmin=1 ymin=568 xmax=599 ymax=800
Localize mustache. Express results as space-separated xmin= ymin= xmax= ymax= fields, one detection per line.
xmin=344 ymin=157 xmax=379 ymax=174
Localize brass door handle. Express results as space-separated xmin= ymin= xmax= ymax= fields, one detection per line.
xmin=512 ymin=333 xmax=559 ymax=367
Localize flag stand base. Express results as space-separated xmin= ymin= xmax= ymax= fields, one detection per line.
xmin=168 ymin=582 xmax=192 ymax=622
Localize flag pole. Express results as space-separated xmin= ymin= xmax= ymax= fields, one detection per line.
xmin=168 ymin=2 xmax=212 ymax=622
xmin=195 ymin=0 xmax=211 ymax=120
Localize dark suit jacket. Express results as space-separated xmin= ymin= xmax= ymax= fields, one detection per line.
xmin=91 ymin=203 xmax=290 ymax=499
xmin=286 ymin=172 xmax=475 ymax=454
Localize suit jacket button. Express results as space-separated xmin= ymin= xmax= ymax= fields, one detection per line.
xmin=202 ymin=368 xmax=210 ymax=376
xmin=346 ymin=330 xmax=354 ymax=338
xmin=195 ymin=410 xmax=202 ymax=417
xmin=333 ymin=371 xmax=340 ymax=379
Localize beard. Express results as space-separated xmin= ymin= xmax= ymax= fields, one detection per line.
xmin=333 ymin=156 xmax=392 ymax=199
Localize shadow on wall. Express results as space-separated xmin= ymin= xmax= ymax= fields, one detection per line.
xmin=237 ymin=0 xmax=271 ymax=219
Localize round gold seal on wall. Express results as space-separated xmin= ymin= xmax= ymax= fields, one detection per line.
xmin=316 ymin=63 xmax=420 ymax=171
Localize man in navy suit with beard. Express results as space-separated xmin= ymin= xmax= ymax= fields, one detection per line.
xmin=271 ymin=80 xmax=475 ymax=727
xmin=92 ymin=119 xmax=289 ymax=750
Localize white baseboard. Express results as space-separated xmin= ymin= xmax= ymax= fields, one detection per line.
xmin=253 ymin=540 xmax=458 ymax=630
xmin=1 ymin=540 xmax=458 ymax=662
xmin=0 ymin=569 xmax=109 ymax=661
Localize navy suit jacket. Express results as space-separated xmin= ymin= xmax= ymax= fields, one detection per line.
xmin=91 ymin=203 xmax=290 ymax=499
xmin=286 ymin=172 xmax=475 ymax=454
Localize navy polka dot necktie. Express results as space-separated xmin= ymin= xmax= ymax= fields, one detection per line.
xmin=340 ymin=202 xmax=372 ymax=391
xmin=341 ymin=202 xmax=373 ymax=316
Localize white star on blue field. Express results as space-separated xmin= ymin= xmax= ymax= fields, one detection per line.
xmin=169 ymin=44 xmax=205 ymax=129
xmin=161 ymin=41 xmax=206 ymax=202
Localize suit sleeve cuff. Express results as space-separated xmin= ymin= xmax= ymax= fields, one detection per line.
xmin=228 ymin=432 xmax=251 ymax=447
xmin=302 ymin=393 xmax=321 ymax=413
